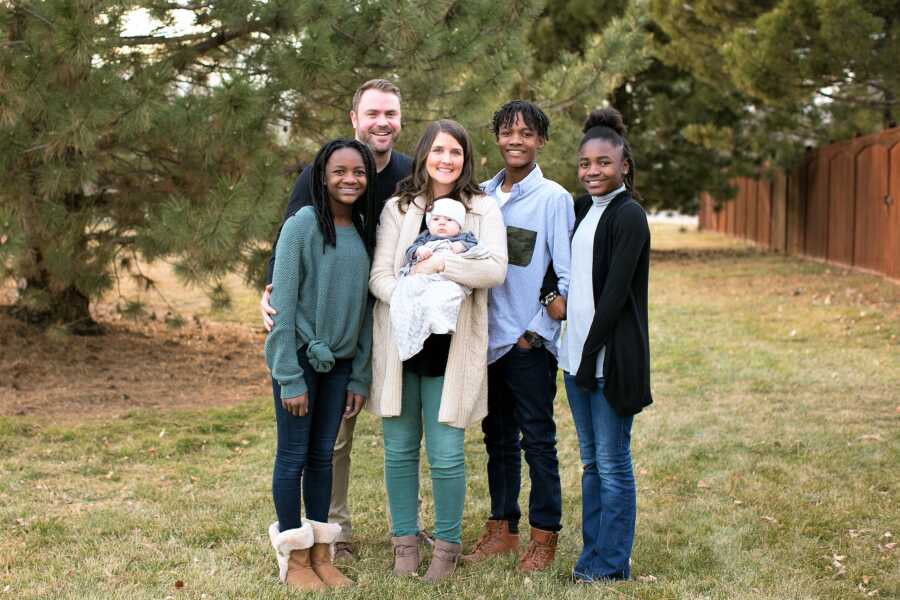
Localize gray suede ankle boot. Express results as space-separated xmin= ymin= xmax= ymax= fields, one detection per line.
xmin=391 ymin=535 xmax=421 ymax=576
xmin=423 ymin=539 xmax=461 ymax=583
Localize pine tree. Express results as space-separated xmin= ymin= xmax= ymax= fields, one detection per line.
xmin=0 ymin=0 xmax=541 ymax=332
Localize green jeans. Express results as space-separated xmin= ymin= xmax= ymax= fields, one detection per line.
xmin=382 ymin=371 xmax=466 ymax=544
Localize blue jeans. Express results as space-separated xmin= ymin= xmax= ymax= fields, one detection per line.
xmin=483 ymin=346 xmax=561 ymax=531
xmin=272 ymin=348 xmax=350 ymax=531
xmin=383 ymin=371 xmax=465 ymax=544
xmin=564 ymin=373 xmax=635 ymax=580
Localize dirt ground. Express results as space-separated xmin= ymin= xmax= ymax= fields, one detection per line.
xmin=0 ymin=272 xmax=270 ymax=420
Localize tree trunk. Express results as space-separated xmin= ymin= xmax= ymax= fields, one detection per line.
xmin=11 ymin=263 xmax=103 ymax=336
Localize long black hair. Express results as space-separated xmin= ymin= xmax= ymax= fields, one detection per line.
xmin=580 ymin=107 xmax=640 ymax=200
xmin=310 ymin=139 xmax=378 ymax=257
xmin=395 ymin=119 xmax=482 ymax=213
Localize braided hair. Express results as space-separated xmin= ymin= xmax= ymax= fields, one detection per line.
xmin=580 ymin=107 xmax=640 ymax=200
xmin=310 ymin=139 xmax=378 ymax=257
xmin=491 ymin=100 xmax=550 ymax=139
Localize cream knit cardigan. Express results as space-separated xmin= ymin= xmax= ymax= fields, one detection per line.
xmin=368 ymin=193 xmax=508 ymax=429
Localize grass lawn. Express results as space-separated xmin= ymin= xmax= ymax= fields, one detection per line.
xmin=2 ymin=225 xmax=898 ymax=599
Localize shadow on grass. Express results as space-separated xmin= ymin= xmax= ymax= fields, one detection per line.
xmin=650 ymin=246 xmax=764 ymax=263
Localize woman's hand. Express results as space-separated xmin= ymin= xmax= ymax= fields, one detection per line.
xmin=282 ymin=393 xmax=309 ymax=417
xmin=344 ymin=391 xmax=366 ymax=419
xmin=412 ymin=254 xmax=445 ymax=275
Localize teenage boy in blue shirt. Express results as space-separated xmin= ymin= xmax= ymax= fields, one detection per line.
xmin=464 ymin=100 xmax=574 ymax=571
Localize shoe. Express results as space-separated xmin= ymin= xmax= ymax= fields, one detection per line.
xmin=333 ymin=541 xmax=355 ymax=562
xmin=423 ymin=539 xmax=461 ymax=583
xmin=306 ymin=519 xmax=353 ymax=588
xmin=268 ymin=521 xmax=326 ymax=590
xmin=461 ymin=519 xmax=519 ymax=563
xmin=517 ymin=527 xmax=558 ymax=572
xmin=390 ymin=535 xmax=421 ymax=576
xmin=418 ymin=529 xmax=436 ymax=549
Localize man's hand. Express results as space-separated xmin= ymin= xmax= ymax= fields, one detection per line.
xmin=546 ymin=295 xmax=567 ymax=321
xmin=450 ymin=241 xmax=466 ymax=254
xmin=260 ymin=284 xmax=276 ymax=332
xmin=344 ymin=391 xmax=365 ymax=419
xmin=282 ymin=393 xmax=309 ymax=417
xmin=412 ymin=254 xmax=445 ymax=275
xmin=415 ymin=246 xmax=434 ymax=261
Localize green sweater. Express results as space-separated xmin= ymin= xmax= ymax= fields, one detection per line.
xmin=264 ymin=206 xmax=373 ymax=399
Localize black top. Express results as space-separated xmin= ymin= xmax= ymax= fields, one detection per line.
xmin=572 ymin=190 xmax=652 ymax=417
xmin=265 ymin=151 xmax=413 ymax=284
xmin=403 ymin=215 xmax=452 ymax=377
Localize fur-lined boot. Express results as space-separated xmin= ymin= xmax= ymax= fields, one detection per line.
xmin=305 ymin=519 xmax=353 ymax=588
xmin=268 ymin=521 xmax=326 ymax=591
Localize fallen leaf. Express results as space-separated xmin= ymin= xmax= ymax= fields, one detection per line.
xmin=789 ymin=329 xmax=798 ymax=337
xmin=697 ymin=480 xmax=710 ymax=489
xmin=174 ymin=580 xmax=184 ymax=589
xmin=863 ymin=575 xmax=871 ymax=585
xmin=637 ymin=574 xmax=658 ymax=582
xmin=734 ymin=500 xmax=743 ymax=505
xmin=159 ymin=429 xmax=167 ymax=438
xmin=859 ymin=434 xmax=883 ymax=442
xmin=761 ymin=516 xmax=778 ymax=524
xmin=882 ymin=532 xmax=892 ymax=539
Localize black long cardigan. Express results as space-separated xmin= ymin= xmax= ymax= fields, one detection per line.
xmin=572 ymin=190 xmax=653 ymax=416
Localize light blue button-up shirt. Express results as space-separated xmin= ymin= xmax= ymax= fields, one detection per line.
xmin=482 ymin=165 xmax=575 ymax=364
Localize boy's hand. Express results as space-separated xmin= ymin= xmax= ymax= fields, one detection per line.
xmin=282 ymin=393 xmax=309 ymax=417
xmin=546 ymin=295 xmax=567 ymax=320
xmin=450 ymin=241 xmax=466 ymax=254
xmin=344 ymin=391 xmax=365 ymax=419
xmin=416 ymin=246 xmax=433 ymax=260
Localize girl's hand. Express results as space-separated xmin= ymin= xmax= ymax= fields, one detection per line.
xmin=344 ymin=391 xmax=366 ymax=419
xmin=282 ymin=393 xmax=309 ymax=417
xmin=412 ymin=254 xmax=445 ymax=275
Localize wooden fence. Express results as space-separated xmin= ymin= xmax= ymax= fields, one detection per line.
xmin=698 ymin=126 xmax=900 ymax=280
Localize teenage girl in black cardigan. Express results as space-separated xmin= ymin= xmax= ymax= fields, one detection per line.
xmin=558 ymin=108 xmax=651 ymax=582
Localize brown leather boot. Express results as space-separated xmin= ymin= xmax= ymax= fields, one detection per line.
xmin=286 ymin=548 xmax=328 ymax=590
xmin=461 ymin=519 xmax=519 ymax=563
xmin=391 ymin=535 xmax=421 ymax=576
xmin=517 ymin=527 xmax=558 ymax=572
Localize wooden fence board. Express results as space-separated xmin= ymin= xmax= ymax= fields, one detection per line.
xmin=854 ymin=144 xmax=889 ymax=273
xmin=805 ymin=158 xmax=829 ymax=258
xmin=771 ymin=172 xmax=787 ymax=252
xmin=827 ymin=151 xmax=855 ymax=266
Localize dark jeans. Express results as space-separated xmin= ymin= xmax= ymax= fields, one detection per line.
xmin=272 ymin=348 xmax=350 ymax=531
xmin=483 ymin=345 xmax=562 ymax=532
xmin=564 ymin=374 xmax=635 ymax=581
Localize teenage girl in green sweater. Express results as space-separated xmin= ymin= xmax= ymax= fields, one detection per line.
xmin=265 ymin=139 xmax=377 ymax=591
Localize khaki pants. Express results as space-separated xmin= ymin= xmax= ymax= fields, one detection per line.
xmin=328 ymin=412 xmax=423 ymax=543
xmin=328 ymin=413 xmax=357 ymax=543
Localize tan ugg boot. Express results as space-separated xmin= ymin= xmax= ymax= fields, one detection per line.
xmin=390 ymin=535 xmax=421 ymax=576
xmin=423 ymin=539 xmax=461 ymax=583
xmin=461 ymin=519 xmax=519 ymax=563
xmin=306 ymin=519 xmax=353 ymax=588
xmin=517 ymin=527 xmax=558 ymax=572
xmin=268 ymin=521 xmax=326 ymax=590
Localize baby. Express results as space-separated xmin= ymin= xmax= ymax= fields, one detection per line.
xmin=403 ymin=197 xmax=478 ymax=268
xmin=391 ymin=198 xmax=488 ymax=361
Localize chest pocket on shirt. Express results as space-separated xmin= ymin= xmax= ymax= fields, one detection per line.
xmin=506 ymin=225 xmax=537 ymax=267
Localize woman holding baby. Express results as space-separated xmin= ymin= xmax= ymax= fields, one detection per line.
xmin=367 ymin=119 xmax=508 ymax=582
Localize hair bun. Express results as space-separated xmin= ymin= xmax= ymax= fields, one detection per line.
xmin=583 ymin=107 xmax=627 ymax=136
